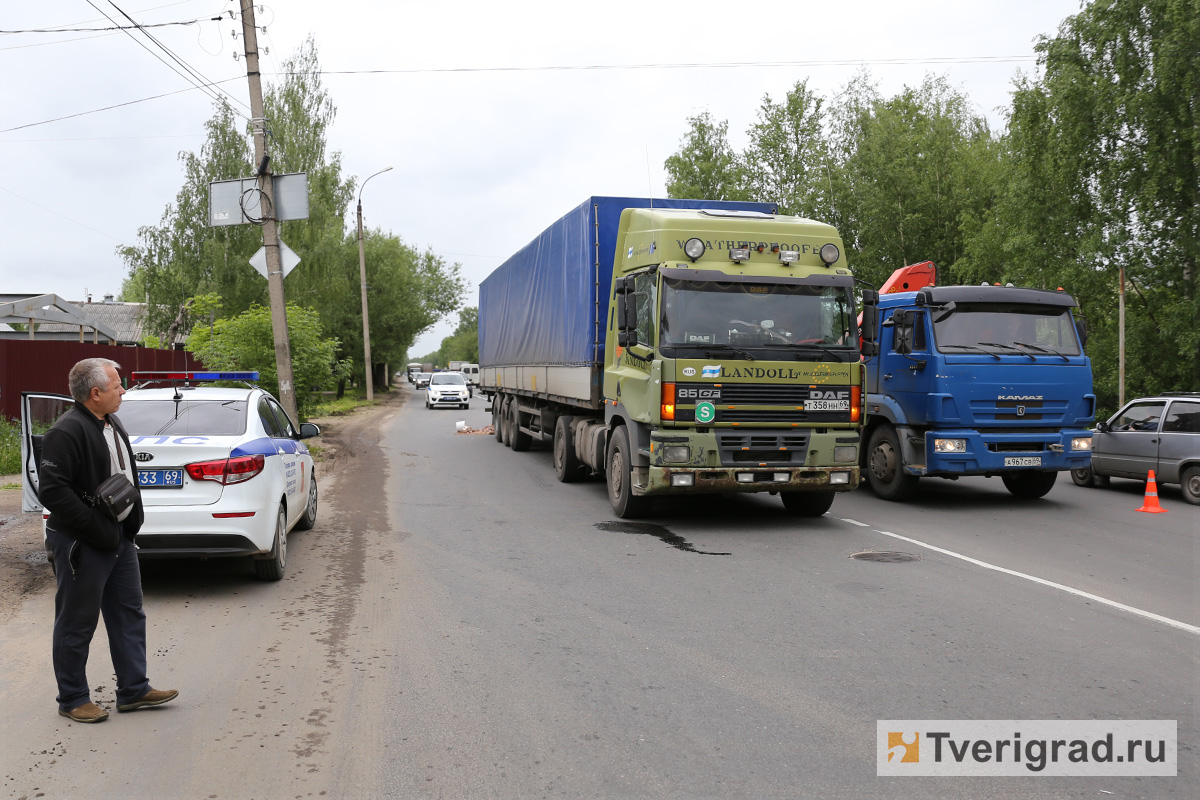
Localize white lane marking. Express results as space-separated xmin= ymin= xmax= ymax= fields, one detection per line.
xmin=873 ymin=529 xmax=1200 ymax=636
xmin=839 ymin=518 xmax=871 ymax=527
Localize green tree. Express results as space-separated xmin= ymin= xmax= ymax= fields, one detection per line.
xmin=664 ymin=112 xmax=747 ymax=201
xmin=185 ymin=302 xmax=349 ymax=415
xmin=741 ymin=80 xmax=834 ymax=219
xmin=429 ymin=307 xmax=479 ymax=366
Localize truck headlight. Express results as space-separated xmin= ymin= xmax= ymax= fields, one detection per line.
xmin=819 ymin=243 xmax=840 ymax=265
xmin=834 ymin=445 xmax=857 ymax=462
xmin=933 ymin=438 xmax=967 ymax=453
xmin=683 ymin=238 xmax=705 ymax=261
xmin=1071 ymin=437 xmax=1093 ymax=451
xmin=663 ymin=446 xmax=690 ymax=463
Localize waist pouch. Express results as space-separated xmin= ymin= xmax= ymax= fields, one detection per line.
xmin=89 ymin=474 xmax=138 ymax=520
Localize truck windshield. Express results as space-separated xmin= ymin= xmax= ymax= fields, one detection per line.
xmin=931 ymin=303 xmax=1081 ymax=356
xmin=659 ymin=278 xmax=855 ymax=358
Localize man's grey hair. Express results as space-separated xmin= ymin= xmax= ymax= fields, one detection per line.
xmin=68 ymin=358 xmax=121 ymax=404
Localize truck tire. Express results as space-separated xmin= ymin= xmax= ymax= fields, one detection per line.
xmin=553 ymin=415 xmax=584 ymax=482
xmin=607 ymin=426 xmax=652 ymax=518
xmin=509 ymin=398 xmax=531 ymax=451
xmin=1001 ymin=470 xmax=1058 ymax=498
xmin=1181 ymin=465 xmax=1199 ymax=505
xmin=492 ymin=398 xmax=504 ymax=442
xmin=780 ymin=491 xmax=835 ymax=517
xmin=866 ymin=425 xmax=919 ymax=501
xmin=500 ymin=397 xmax=513 ymax=446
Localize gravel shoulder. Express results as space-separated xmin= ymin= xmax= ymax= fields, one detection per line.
xmin=0 ymin=389 xmax=406 ymax=625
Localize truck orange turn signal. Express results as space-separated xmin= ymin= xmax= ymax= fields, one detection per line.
xmin=661 ymin=382 xmax=676 ymax=421
xmin=850 ymin=385 xmax=862 ymax=423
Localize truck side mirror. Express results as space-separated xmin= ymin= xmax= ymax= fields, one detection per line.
xmin=1075 ymin=316 xmax=1088 ymax=348
xmin=860 ymin=305 xmax=879 ymax=347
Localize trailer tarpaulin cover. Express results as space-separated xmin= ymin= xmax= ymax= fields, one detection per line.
xmin=479 ymin=196 xmax=776 ymax=368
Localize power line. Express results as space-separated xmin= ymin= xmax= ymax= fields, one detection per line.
xmin=0 ymin=78 xmax=243 ymax=134
xmin=0 ymin=184 xmax=122 ymax=243
xmin=102 ymin=0 xmax=251 ymax=115
xmin=1 ymin=17 xmax=216 ymax=33
xmin=0 ymin=0 xmax=197 ymax=35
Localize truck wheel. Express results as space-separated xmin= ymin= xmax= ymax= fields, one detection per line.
xmin=1181 ymin=466 xmax=1200 ymax=505
xmin=1071 ymin=466 xmax=1095 ymax=487
xmin=780 ymin=491 xmax=835 ymax=517
xmin=866 ymin=425 xmax=919 ymax=501
xmin=607 ymin=426 xmax=652 ymax=518
xmin=493 ymin=399 xmax=504 ymax=442
xmin=509 ymin=398 xmax=531 ymax=451
xmin=500 ymin=398 xmax=513 ymax=446
xmin=553 ymin=415 xmax=584 ymax=483
xmin=1001 ymin=470 xmax=1058 ymax=498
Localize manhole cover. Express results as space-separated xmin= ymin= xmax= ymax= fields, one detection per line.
xmin=848 ymin=550 xmax=921 ymax=563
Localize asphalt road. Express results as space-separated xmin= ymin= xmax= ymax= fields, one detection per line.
xmin=1 ymin=386 xmax=1194 ymax=799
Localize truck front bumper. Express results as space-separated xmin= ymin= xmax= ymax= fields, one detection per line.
xmin=914 ymin=427 xmax=1093 ymax=476
xmin=642 ymin=428 xmax=861 ymax=495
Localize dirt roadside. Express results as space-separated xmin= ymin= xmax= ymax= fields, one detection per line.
xmin=0 ymin=389 xmax=408 ymax=626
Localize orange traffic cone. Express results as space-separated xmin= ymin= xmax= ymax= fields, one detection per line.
xmin=1136 ymin=470 xmax=1168 ymax=513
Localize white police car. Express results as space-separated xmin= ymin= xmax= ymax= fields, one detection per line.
xmin=21 ymin=372 xmax=320 ymax=581
xmin=425 ymin=372 xmax=470 ymax=409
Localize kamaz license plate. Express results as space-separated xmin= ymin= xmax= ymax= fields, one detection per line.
xmin=138 ymin=469 xmax=184 ymax=488
xmin=806 ymin=400 xmax=850 ymax=411
xmin=1004 ymin=456 xmax=1042 ymax=467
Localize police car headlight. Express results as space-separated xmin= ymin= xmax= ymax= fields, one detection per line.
xmin=934 ymin=438 xmax=967 ymax=453
xmin=663 ymin=446 xmax=690 ymax=463
xmin=834 ymin=446 xmax=857 ymax=462
xmin=1071 ymin=437 xmax=1093 ymax=451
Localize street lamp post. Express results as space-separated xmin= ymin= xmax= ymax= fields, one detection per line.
xmin=357 ymin=166 xmax=392 ymax=401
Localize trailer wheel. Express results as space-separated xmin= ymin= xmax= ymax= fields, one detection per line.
xmin=553 ymin=415 xmax=584 ymax=482
xmin=780 ymin=491 xmax=835 ymax=517
xmin=500 ymin=397 xmax=512 ymax=446
xmin=607 ymin=426 xmax=652 ymax=518
xmin=1001 ymin=470 xmax=1058 ymax=498
xmin=509 ymin=398 xmax=531 ymax=451
xmin=866 ymin=425 xmax=919 ymax=501
xmin=492 ymin=398 xmax=504 ymax=442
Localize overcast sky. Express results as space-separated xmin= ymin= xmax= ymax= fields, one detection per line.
xmin=1 ymin=0 xmax=1083 ymax=357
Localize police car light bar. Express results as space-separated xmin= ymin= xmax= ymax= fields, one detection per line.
xmin=131 ymin=371 xmax=260 ymax=381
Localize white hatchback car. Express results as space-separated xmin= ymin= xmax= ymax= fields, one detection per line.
xmin=21 ymin=371 xmax=320 ymax=581
xmin=426 ymin=372 xmax=470 ymax=409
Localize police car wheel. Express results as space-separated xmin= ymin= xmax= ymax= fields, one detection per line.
xmin=295 ymin=472 xmax=318 ymax=530
xmin=254 ymin=504 xmax=287 ymax=581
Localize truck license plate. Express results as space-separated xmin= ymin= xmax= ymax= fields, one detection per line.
xmin=806 ymin=400 xmax=849 ymax=411
xmin=1004 ymin=456 xmax=1042 ymax=467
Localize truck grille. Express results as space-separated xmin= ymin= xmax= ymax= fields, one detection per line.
xmin=712 ymin=385 xmax=811 ymax=404
xmin=717 ymin=433 xmax=809 ymax=466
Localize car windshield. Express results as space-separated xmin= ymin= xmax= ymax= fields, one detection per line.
xmin=431 ymin=374 xmax=465 ymax=385
xmin=118 ymin=399 xmax=248 ymax=436
xmin=931 ymin=303 xmax=1081 ymax=355
xmin=416 ymin=373 xmax=430 ymax=380
xmin=659 ymin=277 xmax=855 ymax=356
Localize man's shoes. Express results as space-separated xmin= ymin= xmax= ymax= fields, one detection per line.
xmin=116 ymin=688 xmax=179 ymax=713
xmin=59 ymin=701 xmax=109 ymax=723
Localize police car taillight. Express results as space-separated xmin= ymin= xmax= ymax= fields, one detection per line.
xmin=185 ymin=454 xmax=266 ymax=485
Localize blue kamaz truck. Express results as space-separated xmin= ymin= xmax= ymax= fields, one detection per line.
xmin=858 ymin=263 xmax=1095 ymax=500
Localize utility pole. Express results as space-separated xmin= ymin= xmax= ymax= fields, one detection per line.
xmin=239 ymin=0 xmax=298 ymax=423
xmin=1118 ymin=265 xmax=1126 ymax=407
xmin=357 ymin=167 xmax=392 ymax=401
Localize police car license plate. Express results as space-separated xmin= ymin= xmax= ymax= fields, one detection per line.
xmin=139 ymin=469 xmax=184 ymax=488
xmin=1004 ymin=456 xmax=1042 ymax=467
xmin=806 ymin=400 xmax=849 ymax=411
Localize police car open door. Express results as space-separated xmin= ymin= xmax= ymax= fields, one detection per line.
xmin=20 ymin=392 xmax=74 ymax=513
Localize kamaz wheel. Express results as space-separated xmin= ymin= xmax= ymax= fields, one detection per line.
xmin=606 ymin=426 xmax=652 ymax=518
xmin=1001 ymin=470 xmax=1058 ymax=498
xmin=866 ymin=425 xmax=919 ymax=501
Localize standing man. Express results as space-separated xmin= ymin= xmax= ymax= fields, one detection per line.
xmin=38 ymin=358 xmax=177 ymax=723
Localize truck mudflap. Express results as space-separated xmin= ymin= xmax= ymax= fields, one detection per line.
xmin=916 ymin=428 xmax=1094 ymax=476
xmin=644 ymin=465 xmax=860 ymax=495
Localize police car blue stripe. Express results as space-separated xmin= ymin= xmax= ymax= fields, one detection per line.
xmin=231 ymin=437 xmax=279 ymax=458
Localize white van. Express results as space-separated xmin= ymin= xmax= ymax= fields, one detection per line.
xmin=459 ymin=363 xmax=479 ymax=387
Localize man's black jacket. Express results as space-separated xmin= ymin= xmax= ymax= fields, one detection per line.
xmin=39 ymin=402 xmax=144 ymax=550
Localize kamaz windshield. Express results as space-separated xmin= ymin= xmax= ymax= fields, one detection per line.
xmin=931 ymin=303 xmax=1081 ymax=356
xmin=659 ymin=277 xmax=855 ymax=360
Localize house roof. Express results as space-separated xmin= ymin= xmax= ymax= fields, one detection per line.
xmin=0 ymin=295 xmax=185 ymax=346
